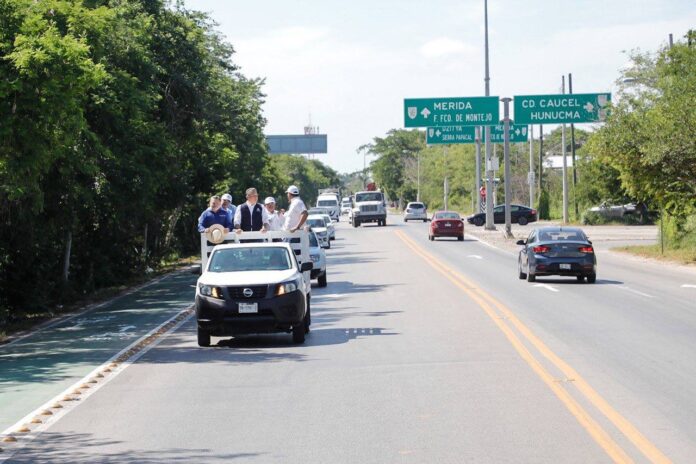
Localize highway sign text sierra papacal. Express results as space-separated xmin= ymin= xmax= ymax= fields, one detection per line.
xmin=404 ymin=97 xmax=499 ymax=128
xmin=426 ymin=124 xmax=528 ymax=145
xmin=513 ymin=93 xmax=611 ymax=125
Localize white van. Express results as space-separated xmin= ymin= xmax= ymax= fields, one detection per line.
xmin=316 ymin=194 xmax=340 ymax=221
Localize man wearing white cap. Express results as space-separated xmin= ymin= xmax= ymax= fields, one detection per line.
xmin=264 ymin=196 xmax=284 ymax=231
xmin=282 ymin=185 xmax=308 ymax=232
xmin=221 ymin=193 xmax=236 ymax=225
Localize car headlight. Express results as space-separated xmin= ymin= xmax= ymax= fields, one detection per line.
xmin=310 ymin=254 xmax=320 ymax=262
xmin=199 ymin=284 xmax=223 ymax=299
xmin=276 ymin=278 xmax=301 ymax=296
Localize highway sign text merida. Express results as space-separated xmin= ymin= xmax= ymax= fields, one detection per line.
xmin=405 ymin=97 xmax=499 ymax=128
xmin=513 ymin=93 xmax=611 ymax=125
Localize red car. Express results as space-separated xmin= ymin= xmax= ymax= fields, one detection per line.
xmin=429 ymin=211 xmax=464 ymax=241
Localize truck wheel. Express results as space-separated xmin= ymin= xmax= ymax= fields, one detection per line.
xmin=326 ymin=241 xmax=331 ymax=249
xmin=382 ymin=218 xmax=387 ymax=226
xmin=352 ymin=220 xmax=360 ymax=228
xmin=587 ymin=273 xmax=597 ymax=284
xmin=305 ymin=298 xmax=311 ymax=333
xmin=197 ymin=327 xmax=210 ymax=347
xmin=318 ymin=271 xmax=327 ymax=287
xmin=293 ymin=322 xmax=306 ymax=343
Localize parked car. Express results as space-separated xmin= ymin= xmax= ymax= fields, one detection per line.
xmin=404 ymin=202 xmax=428 ymax=222
xmin=587 ymin=202 xmax=638 ymax=218
xmin=340 ymin=200 xmax=352 ymax=216
xmin=429 ymin=211 xmax=464 ymax=241
xmin=195 ymin=241 xmax=313 ymax=346
xmin=517 ymin=226 xmax=597 ymax=283
xmin=308 ymin=230 xmax=327 ymax=287
xmin=467 ymin=204 xmax=537 ymax=227
xmin=306 ymin=215 xmax=331 ymax=248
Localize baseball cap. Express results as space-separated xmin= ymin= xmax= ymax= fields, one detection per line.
xmin=285 ymin=185 xmax=300 ymax=195
xmin=221 ymin=193 xmax=233 ymax=202
xmin=264 ymin=196 xmax=276 ymax=205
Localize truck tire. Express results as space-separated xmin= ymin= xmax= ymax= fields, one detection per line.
xmin=197 ymin=327 xmax=210 ymax=347
xmin=352 ymin=219 xmax=360 ymax=228
xmin=292 ymin=321 xmax=306 ymax=343
xmin=318 ymin=271 xmax=327 ymax=287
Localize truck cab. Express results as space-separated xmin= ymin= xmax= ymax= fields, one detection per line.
xmin=349 ymin=190 xmax=387 ymax=227
xmin=316 ymin=194 xmax=340 ymax=222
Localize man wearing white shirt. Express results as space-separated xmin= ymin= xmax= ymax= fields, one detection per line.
xmin=264 ymin=196 xmax=284 ymax=231
xmin=282 ymin=185 xmax=308 ymax=232
xmin=234 ymin=187 xmax=270 ymax=233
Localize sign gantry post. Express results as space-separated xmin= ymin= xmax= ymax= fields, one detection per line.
xmin=502 ymin=98 xmax=512 ymax=237
xmin=475 ymin=127 xmax=482 ymax=213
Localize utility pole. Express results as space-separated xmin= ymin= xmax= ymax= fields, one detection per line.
xmin=475 ymin=126 xmax=482 ymax=213
xmin=529 ymin=125 xmax=534 ymax=209
xmin=538 ymin=124 xmax=543 ymax=212
xmin=569 ymin=73 xmax=578 ymax=219
xmin=502 ymin=98 xmax=512 ymax=237
xmin=444 ymin=145 xmax=449 ymax=210
xmin=483 ymin=0 xmax=495 ymax=230
xmin=561 ymin=75 xmax=569 ymax=224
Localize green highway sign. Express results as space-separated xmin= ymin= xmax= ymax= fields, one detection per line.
xmin=426 ymin=123 xmax=529 ymax=145
xmin=514 ymin=93 xmax=611 ymax=125
xmin=404 ymin=96 xmax=499 ymax=127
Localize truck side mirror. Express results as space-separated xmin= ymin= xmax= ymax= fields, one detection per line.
xmin=300 ymin=262 xmax=313 ymax=272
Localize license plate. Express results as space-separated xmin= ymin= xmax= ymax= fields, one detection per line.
xmin=239 ymin=303 xmax=258 ymax=314
xmin=560 ymin=263 xmax=571 ymax=270
xmin=445 ymin=222 xmax=452 ymax=227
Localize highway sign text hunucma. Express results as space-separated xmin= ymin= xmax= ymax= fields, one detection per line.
xmin=513 ymin=93 xmax=611 ymax=125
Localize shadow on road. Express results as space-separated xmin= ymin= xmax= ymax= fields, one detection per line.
xmin=8 ymin=431 xmax=263 ymax=463
xmin=532 ymin=278 xmax=624 ymax=285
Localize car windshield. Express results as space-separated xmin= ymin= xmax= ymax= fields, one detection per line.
xmin=435 ymin=212 xmax=460 ymax=220
xmin=208 ymin=247 xmax=291 ymax=272
xmin=318 ymin=200 xmax=337 ymax=206
xmin=409 ymin=203 xmax=424 ymax=209
xmin=309 ymin=232 xmax=319 ymax=247
xmin=538 ymin=229 xmax=586 ymax=242
xmin=307 ymin=218 xmax=326 ymax=228
xmin=356 ymin=192 xmax=383 ymax=202
xmin=322 ymin=215 xmax=332 ymax=223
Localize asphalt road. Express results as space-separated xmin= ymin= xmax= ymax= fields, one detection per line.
xmin=4 ymin=214 xmax=696 ymax=463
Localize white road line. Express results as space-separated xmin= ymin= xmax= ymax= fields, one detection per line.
xmin=616 ymin=286 xmax=654 ymax=298
xmin=0 ymin=306 xmax=194 ymax=462
xmin=681 ymin=284 xmax=696 ymax=289
xmin=533 ymin=284 xmax=559 ymax=293
xmin=467 ymin=255 xmax=483 ymax=260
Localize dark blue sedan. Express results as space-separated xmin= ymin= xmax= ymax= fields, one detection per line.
xmin=517 ymin=227 xmax=597 ymax=283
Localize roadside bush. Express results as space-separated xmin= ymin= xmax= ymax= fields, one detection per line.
xmin=581 ymin=211 xmax=645 ymax=225
xmin=538 ymin=190 xmax=550 ymax=220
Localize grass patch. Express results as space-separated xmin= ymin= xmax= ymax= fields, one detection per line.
xmin=614 ymin=244 xmax=696 ymax=266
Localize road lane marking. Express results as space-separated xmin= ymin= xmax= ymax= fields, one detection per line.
xmin=616 ymin=287 xmax=654 ymax=298
xmin=0 ymin=306 xmax=194 ymax=462
xmin=533 ymin=284 xmax=560 ymax=293
xmin=467 ymin=255 xmax=483 ymax=260
xmin=681 ymin=284 xmax=696 ymax=289
xmin=395 ymin=230 xmax=671 ymax=464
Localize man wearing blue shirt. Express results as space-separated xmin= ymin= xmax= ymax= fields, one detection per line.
xmin=197 ymin=195 xmax=232 ymax=233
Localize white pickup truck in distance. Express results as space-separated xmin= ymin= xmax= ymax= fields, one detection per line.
xmin=316 ymin=194 xmax=340 ymax=222
xmin=350 ymin=190 xmax=387 ymax=227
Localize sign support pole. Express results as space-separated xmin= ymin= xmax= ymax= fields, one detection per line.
xmin=483 ymin=0 xmax=495 ymax=230
xmin=475 ymin=127 xmax=482 ymax=213
xmin=529 ymin=125 xmax=534 ymax=209
xmin=502 ymin=98 xmax=512 ymax=237
xmin=568 ymin=73 xmax=579 ymax=219
xmin=561 ymin=76 xmax=569 ymax=224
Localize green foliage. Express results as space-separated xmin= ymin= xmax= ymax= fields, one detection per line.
xmin=268 ymin=155 xmax=340 ymax=208
xmin=0 ymin=0 xmax=275 ymax=327
xmin=538 ymin=190 xmax=550 ymax=220
xmin=586 ymin=33 xmax=696 ymax=223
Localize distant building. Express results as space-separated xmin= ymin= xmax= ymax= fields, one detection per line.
xmin=543 ymin=155 xmax=574 ymax=169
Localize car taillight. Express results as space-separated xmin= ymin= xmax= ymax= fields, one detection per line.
xmin=579 ymin=246 xmax=594 ymax=253
xmin=457 ymin=221 xmax=463 ymax=227
xmin=531 ymin=209 xmax=537 ymax=216
xmin=533 ymin=245 xmax=550 ymax=253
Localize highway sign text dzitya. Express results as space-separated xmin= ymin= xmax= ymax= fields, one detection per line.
xmin=426 ymin=124 xmax=528 ymax=145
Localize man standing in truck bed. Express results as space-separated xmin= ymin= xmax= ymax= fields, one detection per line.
xmin=282 ymin=185 xmax=308 ymax=233
xmin=234 ymin=187 xmax=270 ymax=233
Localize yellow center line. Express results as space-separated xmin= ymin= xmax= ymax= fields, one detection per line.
xmin=395 ymin=230 xmax=671 ymax=463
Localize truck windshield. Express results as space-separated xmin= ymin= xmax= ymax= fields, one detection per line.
xmin=356 ymin=193 xmax=383 ymax=202
xmin=317 ymin=200 xmax=337 ymax=207
xmin=208 ymin=247 xmax=292 ymax=272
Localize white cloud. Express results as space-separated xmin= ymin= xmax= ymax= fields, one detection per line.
xmin=419 ymin=37 xmax=477 ymax=58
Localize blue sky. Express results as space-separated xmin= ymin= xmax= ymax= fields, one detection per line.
xmin=184 ymin=0 xmax=696 ymax=173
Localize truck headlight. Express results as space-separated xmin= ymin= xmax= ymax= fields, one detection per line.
xmin=276 ymin=278 xmax=301 ymax=296
xmin=310 ymin=254 xmax=320 ymax=263
xmin=199 ymin=284 xmax=223 ymax=299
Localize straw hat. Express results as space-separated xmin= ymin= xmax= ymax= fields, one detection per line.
xmin=206 ymin=224 xmax=226 ymax=244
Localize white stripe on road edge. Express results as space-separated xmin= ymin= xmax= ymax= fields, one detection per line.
xmin=0 ymin=305 xmax=194 ymax=462
xmin=616 ymin=286 xmax=654 ymax=298
xmin=681 ymin=284 xmax=696 ymax=289
xmin=467 ymin=255 xmax=483 ymax=260
xmin=533 ymin=284 xmax=560 ymax=293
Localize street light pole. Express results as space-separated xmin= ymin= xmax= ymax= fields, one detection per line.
xmin=529 ymin=125 xmax=534 ymax=209
xmin=484 ymin=0 xmax=495 ymax=230
xmin=561 ymin=75 xmax=569 ymax=224
xmin=417 ymin=151 xmax=421 ymax=202
xmin=502 ymin=98 xmax=512 ymax=237
xmin=475 ymin=126 xmax=481 ymax=213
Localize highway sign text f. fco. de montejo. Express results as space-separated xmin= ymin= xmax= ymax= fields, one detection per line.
xmin=426 ymin=124 xmax=528 ymax=145
xmin=513 ymin=93 xmax=612 ymax=125
xmin=404 ymin=97 xmax=499 ymax=127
